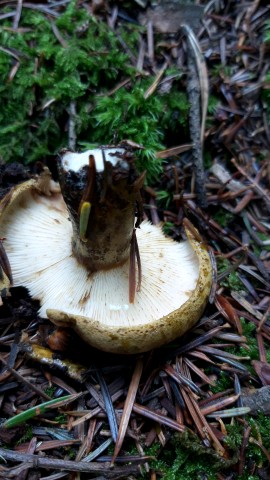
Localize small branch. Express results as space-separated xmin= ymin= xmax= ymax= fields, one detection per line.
xmin=0 ymin=448 xmax=139 ymax=477
xmin=181 ymin=25 xmax=208 ymax=208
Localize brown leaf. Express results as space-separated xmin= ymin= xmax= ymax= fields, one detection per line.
xmin=112 ymin=358 xmax=143 ymax=462
xmin=133 ymin=403 xmax=185 ymax=433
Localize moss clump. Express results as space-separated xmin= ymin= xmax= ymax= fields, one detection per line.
xmin=217 ymin=257 xmax=244 ymax=292
xmin=140 ymin=413 xmax=270 ymax=479
xmin=141 ymin=431 xmax=239 ymax=480
xmin=0 ymin=1 xmax=189 ymax=182
xmin=212 ymin=208 xmax=235 ymax=228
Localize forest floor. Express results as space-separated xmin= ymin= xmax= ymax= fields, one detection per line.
xmin=0 ymin=1 xmax=270 ymax=479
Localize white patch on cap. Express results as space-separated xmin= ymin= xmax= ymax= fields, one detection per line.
xmin=61 ymin=148 xmax=128 ymax=173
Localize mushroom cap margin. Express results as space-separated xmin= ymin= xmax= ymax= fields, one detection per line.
xmin=47 ymin=229 xmax=212 ymax=354
xmin=0 ymin=176 xmax=212 ymax=355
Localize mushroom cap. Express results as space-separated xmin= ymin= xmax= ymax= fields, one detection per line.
xmin=0 ymin=176 xmax=212 ymax=354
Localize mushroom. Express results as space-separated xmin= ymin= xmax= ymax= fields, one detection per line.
xmin=0 ymin=145 xmax=212 ymax=354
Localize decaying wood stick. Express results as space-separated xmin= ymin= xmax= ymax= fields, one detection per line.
xmin=0 ymin=448 xmax=139 ymax=476
xmin=181 ymin=24 xmax=208 ymax=207
xmin=242 ymin=386 xmax=270 ymax=415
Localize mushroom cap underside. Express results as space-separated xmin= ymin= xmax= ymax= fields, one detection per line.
xmin=0 ymin=179 xmax=212 ymax=354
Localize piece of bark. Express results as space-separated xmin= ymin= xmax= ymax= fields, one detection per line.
xmin=241 ymin=386 xmax=270 ymax=415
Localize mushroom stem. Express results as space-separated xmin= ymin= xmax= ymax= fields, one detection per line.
xmin=57 ymin=147 xmax=145 ymax=274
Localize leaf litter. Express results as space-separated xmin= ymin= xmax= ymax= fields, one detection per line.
xmin=0 ymin=0 xmax=269 ymax=479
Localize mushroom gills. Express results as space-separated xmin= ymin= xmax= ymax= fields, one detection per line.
xmin=0 ymin=154 xmax=212 ymax=354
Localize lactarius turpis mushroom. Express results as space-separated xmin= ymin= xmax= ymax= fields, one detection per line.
xmin=0 ymin=145 xmax=212 ymax=354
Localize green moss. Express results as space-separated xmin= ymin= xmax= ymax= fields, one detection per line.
xmin=156 ymin=189 xmax=173 ymax=208
xmin=207 ymin=94 xmax=219 ymax=115
xmin=0 ymin=2 xmax=189 ymax=182
xmin=15 ymin=425 xmax=33 ymax=445
xmin=212 ymin=208 xmax=234 ymax=228
xmin=211 ymin=370 xmax=231 ymax=393
xmin=44 ymin=385 xmax=57 ymax=397
xmin=141 ymin=431 xmax=239 ymax=480
xmin=140 ymin=408 xmax=270 ymax=479
xmin=264 ymin=20 xmax=270 ymax=43
xmin=55 ymin=413 xmax=68 ymax=424
xmin=216 ymin=257 xmax=244 ymax=291
xmin=211 ymin=64 xmax=234 ymax=78
xmin=162 ymin=221 xmax=175 ymax=235
xmin=237 ymin=476 xmax=260 ymax=480
xmin=238 ymin=319 xmax=260 ymax=361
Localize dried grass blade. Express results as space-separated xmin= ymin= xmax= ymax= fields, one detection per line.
xmin=231 ymin=291 xmax=264 ymax=320
xmin=156 ymin=144 xmax=192 ymax=158
xmin=238 ymin=425 xmax=251 ymax=475
xmin=200 ymin=394 xmax=240 ymax=415
xmin=168 ymin=325 xmax=226 ymax=358
xmin=199 ymin=389 xmax=234 ymax=408
xmin=86 ymin=382 xmax=105 ymax=409
xmin=95 ymin=370 xmax=118 ymax=442
xmin=214 ymin=333 xmax=247 ymax=342
xmin=163 ymin=365 xmax=203 ymax=395
xmin=206 ymin=407 xmax=251 ymax=418
xmin=234 ymin=374 xmax=243 ymax=408
xmin=83 ymin=438 xmax=113 ymax=462
xmin=71 ymin=385 xmax=124 ymax=427
xmin=113 ymin=358 xmax=143 ymax=462
xmin=215 ymin=293 xmax=243 ymax=335
xmin=213 ymin=355 xmax=250 ymax=374
xmin=179 ymin=387 xmax=205 ymax=436
xmin=144 ymin=62 xmax=167 ymax=99
xmin=184 ymin=358 xmax=216 ymax=386
xmin=168 ymin=378 xmax=185 ymax=410
xmin=198 ymin=345 xmax=250 ymax=361
xmin=256 ymin=332 xmax=267 ymax=362
xmin=0 ymin=46 xmax=20 ymax=62
xmin=181 ymin=388 xmax=225 ymax=455
xmin=239 ymin=265 xmax=270 ymax=289
xmin=35 ymin=439 xmax=79 ymax=452
xmin=188 ymin=350 xmax=216 ymax=365
xmin=39 ymin=427 xmax=75 ymax=441
xmin=132 ymin=403 xmax=185 ymax=433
